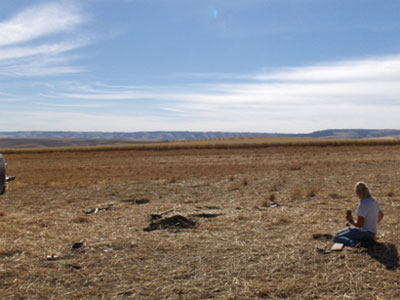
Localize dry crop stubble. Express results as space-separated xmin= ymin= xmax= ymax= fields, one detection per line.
xmin=0 ymin=143 xmax=399 ymax=299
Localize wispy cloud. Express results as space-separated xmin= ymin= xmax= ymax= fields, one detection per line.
xmin=26 ymin=53 xmax=397 ymax=132
xmin=260 ymin=55 xmax=400 ymax=82
xmin=0 ymin=2 xmax=89 ymax=77
xmin=49 ymin=54 xmax=400 ymax=105
xmin=0 ymin=3 xmax=83 ymax=46
xmin=0 ymin=40 xmax=88 ymax=61
xmin=3 ymin=53 xmax=400 ymax=132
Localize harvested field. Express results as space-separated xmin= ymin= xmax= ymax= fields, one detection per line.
xmin=0 ymin=142 xmax=400 ymax=299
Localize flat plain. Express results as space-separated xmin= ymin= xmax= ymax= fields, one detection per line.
xmin=1 ymin=140 xmax=400 ymax=299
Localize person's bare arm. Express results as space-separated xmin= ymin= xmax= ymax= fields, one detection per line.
xmin=378 ymin=210 xmax=384 ymax=223
xmin=346 ymin=214 xmax=365 ymax=228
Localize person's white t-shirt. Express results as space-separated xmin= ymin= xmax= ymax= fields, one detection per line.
xmin=357 ymin=197 xmax=381 ymax=233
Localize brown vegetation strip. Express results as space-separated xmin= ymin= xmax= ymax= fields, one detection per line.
xmin=1 ymin=137 xmax=400 ymax=154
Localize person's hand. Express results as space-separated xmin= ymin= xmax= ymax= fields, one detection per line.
xmin=346 ymin=210 xmax=352 ymax=223
xmin=346 ymin=214 xmax=353 ymax=223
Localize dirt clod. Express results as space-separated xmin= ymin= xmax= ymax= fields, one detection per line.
xmin=144 ymin=215 xmax=196 ymax=231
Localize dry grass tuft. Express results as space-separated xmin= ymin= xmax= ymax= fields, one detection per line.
xmin=290 ymin=187 xmax=304 ymax=200
xmin=329 ymin=192 xmax=345 ymax=199
xmin=72 ymin=216 xmax=90 ymax=224
xmin=387 ymin=189 xmax=395 ymax=197
xmin=305 ymin=185 xmax=319 ymax=198
xmin=289 ymin=163 xmax=303 ymax=171
xmin=268 ymin=192 xmax=277 ymax=202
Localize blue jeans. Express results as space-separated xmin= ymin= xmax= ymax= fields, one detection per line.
xmin=334 ymin=227 xmax=375 ymax=247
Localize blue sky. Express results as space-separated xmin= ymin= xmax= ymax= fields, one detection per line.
xmin=1 ymin=0 xmax=400 ymax=133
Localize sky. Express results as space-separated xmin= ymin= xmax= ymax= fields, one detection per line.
xmin=1 ymin=0 xmax=400 ymax=133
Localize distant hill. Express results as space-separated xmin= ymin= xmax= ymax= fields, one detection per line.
xmin=306 ymin=129 xmax=400 ymax=139
xmin=0 ymin=129 xmax=399 ymax=148
xmin=0 ymin=131 xmax=279 ymax=141
xmin=0 ymin=138 xmax=162 ymax=149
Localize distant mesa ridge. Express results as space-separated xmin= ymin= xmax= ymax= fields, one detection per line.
xmin=0 ymin=129 xmax=400 ymax=141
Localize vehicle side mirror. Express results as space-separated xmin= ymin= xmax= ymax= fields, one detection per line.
xmin=0 ymin=154 xmax=15 ymax=195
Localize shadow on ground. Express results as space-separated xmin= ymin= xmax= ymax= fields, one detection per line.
xmin=365 ymin=242 xmax=399 ymax=270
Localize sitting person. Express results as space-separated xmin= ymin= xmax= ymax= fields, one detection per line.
xmin=334 ymin=182 xmax=384 ymax=247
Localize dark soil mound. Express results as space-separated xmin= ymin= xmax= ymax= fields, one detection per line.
xmin=144 ymin=215 xmax=196 ymax=232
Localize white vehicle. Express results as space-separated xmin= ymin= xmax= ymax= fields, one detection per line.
xmin=0 ymin=154 xmax=15 ymax=195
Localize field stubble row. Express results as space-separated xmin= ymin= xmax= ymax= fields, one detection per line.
xmin=0 ymin=144 xmax=399 ymax=299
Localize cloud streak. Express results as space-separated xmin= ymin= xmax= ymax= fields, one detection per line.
xmin=0 ymin=2 xmax=89 ymax=77
xmin=25 ymin=54 xmax=397 ymax=132
xmin=261 ymin=55 xmax=400 ymax=82
xmin=51 ymin=54 xmax=400 ymax=104
xmin=0 ymin=3 xmax=83 ymax=46
xmin=0 ymin=40 xmax=88 ymax=61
